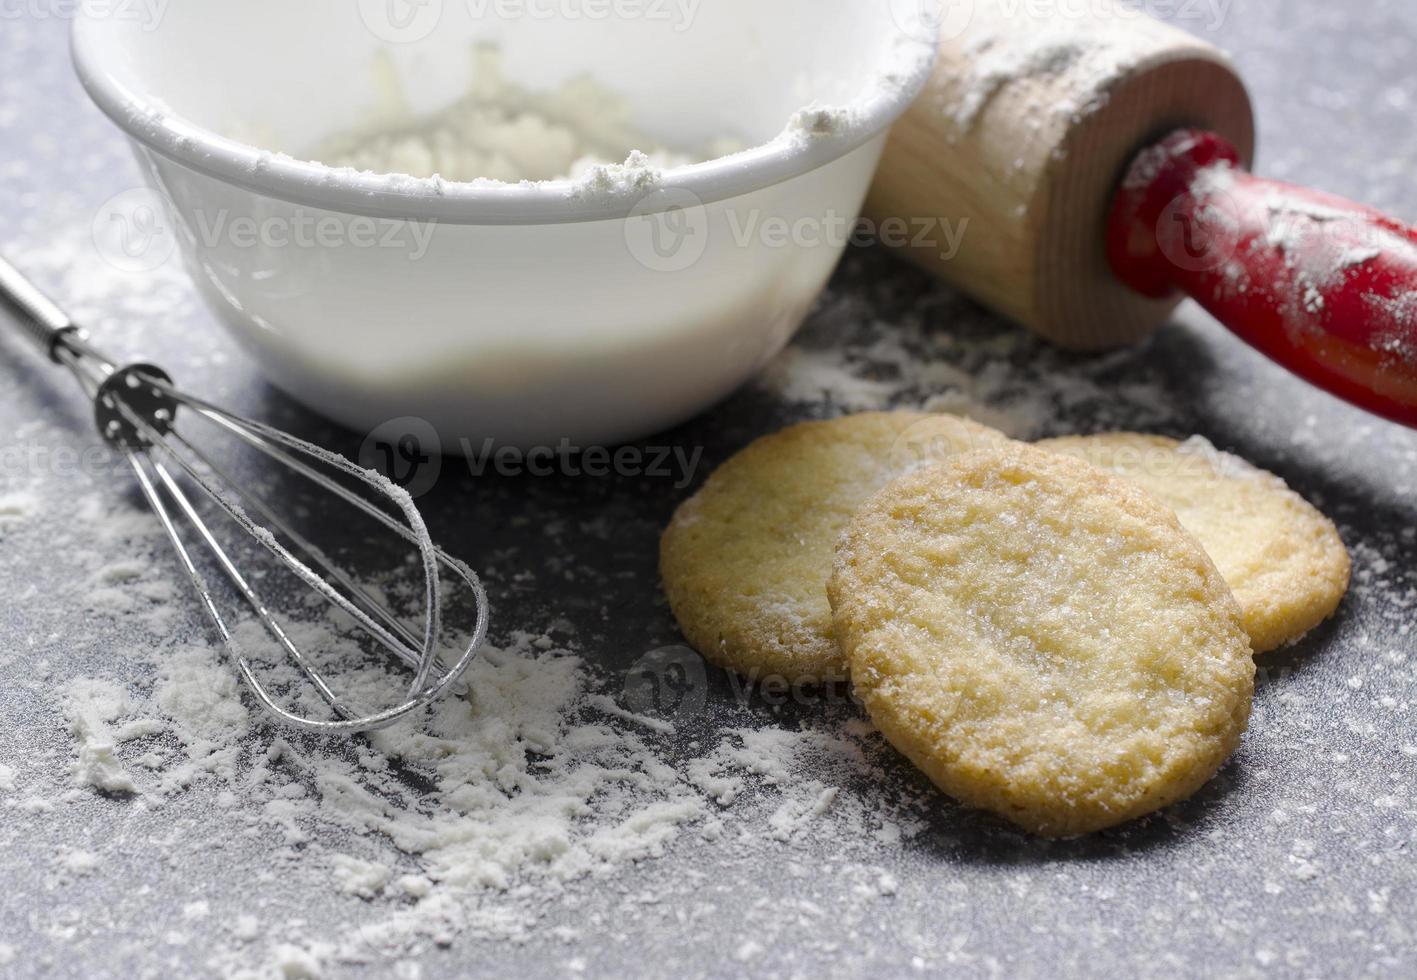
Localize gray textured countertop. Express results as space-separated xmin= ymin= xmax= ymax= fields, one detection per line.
xmin=2 ymin=3 xmax=1415 ymax=979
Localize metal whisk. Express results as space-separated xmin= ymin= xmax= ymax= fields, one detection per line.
xmin=0 ymin=255 xmax=489 ymax=734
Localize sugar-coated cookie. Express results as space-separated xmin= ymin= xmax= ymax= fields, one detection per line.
xmin=1039 ymin=433 xmax=1350 ymax=653
xmin=660 ymin=412 xmax=1008 ymax=683
xmin=829 ymin=444 xmax=1255 ymax=837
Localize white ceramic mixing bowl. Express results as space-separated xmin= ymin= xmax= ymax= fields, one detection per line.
xmin=71 ymin=1 xmax=935 ymax=447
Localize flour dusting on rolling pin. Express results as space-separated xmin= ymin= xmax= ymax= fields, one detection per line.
xmin=867 ymin=0 xmax=1417 ymax=428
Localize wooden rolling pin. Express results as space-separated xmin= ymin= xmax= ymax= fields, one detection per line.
xmin=867 ymin=0 xmax=1417 ymax=428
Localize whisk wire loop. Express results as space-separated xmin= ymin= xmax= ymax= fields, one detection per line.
xmin=118 ymin=381 xmax=487 ymax=731
xmin=2 ymin=254 xmax=488 ymax=734
xmin=112 ymin=380 xmax=488 ymax=732
xmin=50 ymin=337 xmax=485 ymax=732
xmin=162 ymin=429 xmax=436 ymax=679
xmin=129 ymin=450 xmax=361 ymax=723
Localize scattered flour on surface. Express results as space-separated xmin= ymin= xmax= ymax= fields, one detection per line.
xmin=64 ymin=678 xmax=144 ymax=796
xmin=55 ymin=849 xmax=101 ymax=877
xmin=43 ymin=595 xmax=925 ymax=978
xmin=753 ymin=260 xmax=1186 ymax=441
xmin=757 ymin=347 xmax=900 ymax=414
xmin=330 ymin=855 xmax=393 ymax=900
xmin=0 ymin=492 xmax=36 ymax=524
xmin=271 ymin=943 xmax=330 ymax=980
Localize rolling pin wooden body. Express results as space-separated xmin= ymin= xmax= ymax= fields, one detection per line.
xmin=866 ymin=0 xmax=1256 ymax=349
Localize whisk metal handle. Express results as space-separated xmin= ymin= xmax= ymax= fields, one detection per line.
xmin=0 ymin=254 xmax=80 ymax=362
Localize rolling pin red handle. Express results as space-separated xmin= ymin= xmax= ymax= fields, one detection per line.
xmin=1107 ymin=129 xmax=1417 ymax=428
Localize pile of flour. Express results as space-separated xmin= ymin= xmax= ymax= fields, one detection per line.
xmin=305 ymin=46 xmax=740 ymax=186
xmin=48 ymin=563 xmax=926 ymax=975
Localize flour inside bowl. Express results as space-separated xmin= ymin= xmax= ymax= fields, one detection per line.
xmin=306 ymin=45 xmax=742 ymax=185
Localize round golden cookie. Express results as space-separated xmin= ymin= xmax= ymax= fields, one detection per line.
xmin=829 ymin=444 xmax=1255 ymax=838
xmin=660 ymin=412 xmax=1009 ymax=684
xmin=1038 ymin=433 xmax=1350 ymax=653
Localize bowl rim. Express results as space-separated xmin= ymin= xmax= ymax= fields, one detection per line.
xmin=70 ymin=12 xmax=937 ymax=225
